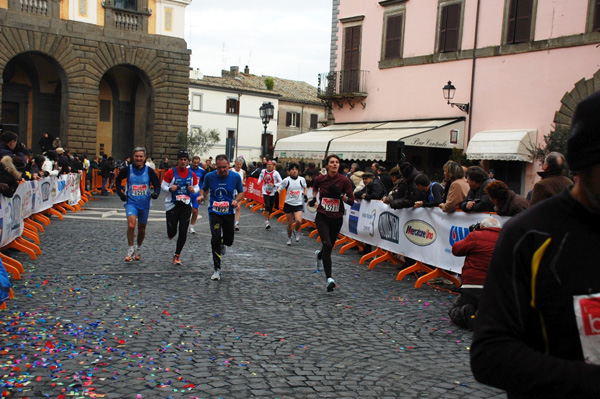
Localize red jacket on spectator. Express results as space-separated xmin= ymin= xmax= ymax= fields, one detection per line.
xmin=451 ymin=227 xmax=500 ymax=285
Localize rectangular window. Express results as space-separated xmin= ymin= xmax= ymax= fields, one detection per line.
xmin=343 ymin=25 xmax=361 ymax=93
xmin=226 ymin=98 xmax=239 ymax=115
xmin=191 ymin=94 xmax=202 ymax=111
xmin=507 ymin=0 xmax=533 ymax=44
xmin=594 ymin=0 xmax=600 ymax=31
xmin=384 ymin=14 xmax=403 ymax=59
xmin=286 ymin=112 xmax=300 ymax=127
xmin=310 ymin=114 xmax=318 ymax=130
xmin=438 ymin=3 xmax=461 ymax=52
xmin=99 ymin=100 xmax=111 ymax=122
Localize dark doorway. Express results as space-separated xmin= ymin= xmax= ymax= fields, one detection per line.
xmin=1 ymin=52 xmax=64 ymax=152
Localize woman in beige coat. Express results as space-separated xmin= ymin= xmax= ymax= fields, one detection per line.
xmin=439 ymin=161 xmax=469 ymax=213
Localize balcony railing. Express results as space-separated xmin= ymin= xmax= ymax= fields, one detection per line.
xmin=20 ymin=0 xmax=48 ymax=15
xmin=318 ymin=70 xmax=369 ymax=98
xmin=102 ymin=0 xmax=151 ymax=32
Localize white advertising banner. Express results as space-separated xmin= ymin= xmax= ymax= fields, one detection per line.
xmin=303 ymin=192 xmax=510 ymax=274
xmin=0 ymin=174 xmax=81 ymax=247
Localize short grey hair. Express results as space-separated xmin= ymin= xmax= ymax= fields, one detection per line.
xmin=480 ymin=217 xmax=501 ymax=229
xmin=132 ymin=147 xmax=146 ymax=156
xmin=235 ymin=157 xmax=244 ymax=164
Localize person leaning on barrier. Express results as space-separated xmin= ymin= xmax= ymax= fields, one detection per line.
xmin=0 ymin=154 xmax=22 ymax=198
xmin=484 ymin=180 xmax=529 ymax=217
xmin=470 ymin=91 xmax=600 ymax=398
xmin=413 ymin=174 xmax=444 ymax=208
xmin=383 ymin=166 xmax=404 ymax=205
xmin=460 ymin=165 xmax=495 ymax=213
xmin=389 ymin=162 xmax=425 ymax=209
xmin=529 ymin=151 xmax=573 ymax=206
xmin=439 ymin=161 xmax=469 ymax=213
xmin=449 ymin=217 xmax=501 ymax=330
xmin=354 ymin=171 xmax=386 ymax=201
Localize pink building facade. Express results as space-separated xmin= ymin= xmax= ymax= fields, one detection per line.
xmin=320 ymin=0 xmax=600 ymax=194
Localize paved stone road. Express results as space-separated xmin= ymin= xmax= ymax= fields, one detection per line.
xmin=0 ymin=193 xmax=505 ymax=398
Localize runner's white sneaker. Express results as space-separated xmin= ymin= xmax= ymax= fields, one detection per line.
xmin=234 ymin=222 xmax=240 ymax=231
xmin=211 ymin=269 xmax=221 ymax=281
xmin=125 ymin=247 xmax=135 ymax=262
xmin=134 ymin=246 xmax=141 ymax=261
xmin=265 ymin=220 xmax=271 ymax=230
xmin=287 ymin=237 xmax=292 ymax=246
xmin=315 ymin=250 xmax=322 ymax=271
xmin=327 ymin=277 xmax=336 ymax=292
xmin=188 ymin=225 xmax=196 ymax=234
xmin=293 ymin=229 xmax=300 ymax=242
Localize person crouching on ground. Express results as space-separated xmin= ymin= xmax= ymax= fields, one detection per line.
xmin=449 ymin=217 xmax=501 ymax=330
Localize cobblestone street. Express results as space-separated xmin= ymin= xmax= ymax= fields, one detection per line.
xmin=1 ymin=194 xmax=504 ymax=398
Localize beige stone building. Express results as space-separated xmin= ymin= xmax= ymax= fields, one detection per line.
xmin=0 ymin=0 xmax=191 ymax=161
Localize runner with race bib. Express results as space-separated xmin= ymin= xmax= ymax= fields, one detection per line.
xmin=257 ymin=160 xmax=282 ymax=229
xmin=199 ymin=154 xmax=244 ymax=281
xmin=161 ymin=150 xmax=199 ymax=265
xmin=309 ymin=154 xmax=354 ymax=292
xmin=278 ymin=163 xmax=307 ymax=246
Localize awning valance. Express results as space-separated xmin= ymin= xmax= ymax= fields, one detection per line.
xmin=274 ymin=118 xmax=464 ymax=161
xmin=273 ymin=123 xmax=383 ymax=160
xmin=327 ymin=119 xmax=465 ymax=161
xmin=466 ymin=129 xmax=537 ymax=162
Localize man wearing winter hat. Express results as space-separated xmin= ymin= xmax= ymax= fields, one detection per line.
xmin=471 ymin=91 xmax=600 ymax=398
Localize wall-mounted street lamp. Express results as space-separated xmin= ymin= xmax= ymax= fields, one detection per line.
xmin=442 ymin=81 xmax=469 ymax=114
xmin=259 ymin=102 xmax=275 ymax=157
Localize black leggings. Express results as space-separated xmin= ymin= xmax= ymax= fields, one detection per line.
xmin=263 ymin=194 xmax=276 ymax=213
xmin=208 ymin=213 xmax=235 ymax=270
xmin=315 ymin=212 xmax=343 ymax=279
xmin=166 ymin=203 xmax=192 ymax=255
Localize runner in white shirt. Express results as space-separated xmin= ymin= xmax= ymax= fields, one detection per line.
xmin=232 ymin=157 xmax=246 ymax=231
xmin=257 ymin=160 xmax=282 ymax=229
xmin=278 ymin=163 xmax=307 ymax=245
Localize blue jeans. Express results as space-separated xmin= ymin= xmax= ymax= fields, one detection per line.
xmin=101 ymin=177 xmax=109 ymax=194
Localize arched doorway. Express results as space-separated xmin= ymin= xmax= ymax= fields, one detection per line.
xmin=1 ymin=52 xmax=66 ymax=153
xmin=97 ymin=65 xmax=153 ymax=162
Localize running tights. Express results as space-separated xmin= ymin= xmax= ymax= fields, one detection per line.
xmin=166 ymin=203 xmax=192 ymax=255
xmin=208 ymin=213 xmax=235 ymax=270
xmin=315 ymin=212 xmax=343 ymax=279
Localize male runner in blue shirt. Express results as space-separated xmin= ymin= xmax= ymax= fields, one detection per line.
xmin=115 ymin=147 xmax=161 ymax=262
xmin=199 ymin=154 xmax=244 ymax=281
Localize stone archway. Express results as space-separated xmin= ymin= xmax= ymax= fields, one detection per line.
xmin=97 ymin=65 xmax=153 ymax=161
xmin=554 ymin=70 xmax=600 ymax=131
xmin=1 ymin=51 xmax=67 ymax=151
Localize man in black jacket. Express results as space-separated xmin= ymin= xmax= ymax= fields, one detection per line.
xmin=354 ymin=171 xmax=386 ymax=201
xmin=460 ymin=166 xmax=495 ymax=213
xmin=470 ymin=91 xmax=600 ymax=398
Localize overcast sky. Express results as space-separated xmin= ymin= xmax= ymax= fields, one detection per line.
xmin=184 ymin=0 xmax=333 ymax=87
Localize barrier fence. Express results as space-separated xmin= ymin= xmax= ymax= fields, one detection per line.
xmin=242 ymin=177 xmax=510 ymax=288
xmin=0 ymin=173 xmax=85 ymax=309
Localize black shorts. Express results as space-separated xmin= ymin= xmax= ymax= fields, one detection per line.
xmin=283 ymin=203 xmax=303 ymax=213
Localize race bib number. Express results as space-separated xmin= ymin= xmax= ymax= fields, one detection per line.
xmin=574 ymin=293 xmax=600 ymax=364
xmin=131 ymin=184 xmax=148 ymax=196
xmin=213 ymin=201 xmax=230 ymax=213
xmin=265 ymin=184 xmax=275 ymax=194
xmin=289 ymin=189 xmax=301 ymax=199
xmin=321 ymin=197 xmax=340 ymax=213
xmin=176 ymin=194 xmax=190 ymax=204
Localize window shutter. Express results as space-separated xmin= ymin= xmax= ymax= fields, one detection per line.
xmin=445 ymin=4 xmax=461 ymax=52
xmin=235 ymin=99 xmax=239 ymax=115
xmin=438 ymin=6 xmax=449 ymax=53
xmin=507 ymin=0 xmax=532 ymax=44
xmin=286 ymin=112 xmax=292 ymax=127
xmin=310 ymin=114 xmax=318 ymax=130
xmin=385 ymin=15 xmax=402 ymax=59
xmin=226 ymin=99 xmax=230 ymax=113
xmin=594 ymin=0 xmax=600 ymax=32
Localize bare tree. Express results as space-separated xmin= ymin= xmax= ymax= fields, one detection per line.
xmin=177 ymin=127 xmax=221 ymax=157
